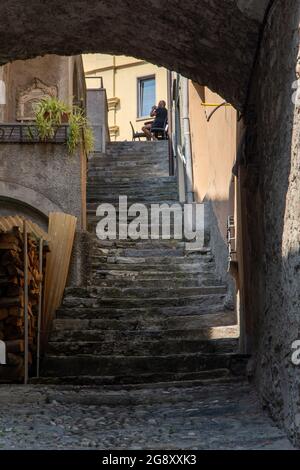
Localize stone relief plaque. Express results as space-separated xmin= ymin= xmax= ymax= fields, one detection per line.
xmin=17 ymin=78 xmax=57 ymax=121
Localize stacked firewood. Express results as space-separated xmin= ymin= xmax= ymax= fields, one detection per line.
xmin=0 ymin=226 xmax=48 ymax=383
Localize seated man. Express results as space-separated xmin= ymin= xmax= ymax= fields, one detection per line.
xmin=142 ymin=100 xmax=168 ymax=141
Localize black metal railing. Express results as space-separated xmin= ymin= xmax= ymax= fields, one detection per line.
xmin=0 ymin=123 xmax=69 ymax=144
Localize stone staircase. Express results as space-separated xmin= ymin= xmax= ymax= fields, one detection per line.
xmin=39 ymin=141 xmax=246 ymax=386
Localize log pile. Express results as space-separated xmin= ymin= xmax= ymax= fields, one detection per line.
xmin=0 ymin=226 xmax=49 ymax=383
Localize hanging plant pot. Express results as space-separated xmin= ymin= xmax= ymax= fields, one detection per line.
xmin=34 ymin=97 xmax=95 ymax=155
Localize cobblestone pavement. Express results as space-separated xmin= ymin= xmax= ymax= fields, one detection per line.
xmin=0 ymin=382 xmax=295 ymax=450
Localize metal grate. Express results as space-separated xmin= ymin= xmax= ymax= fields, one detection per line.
xmin=0 ymin=123 xmax=68 ymax=144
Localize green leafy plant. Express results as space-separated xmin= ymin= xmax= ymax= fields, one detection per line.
xmin=35 ymin=97 xmax=69 ymax=140
xmin=68 ymin=106 xmax=95 ymax=155
xmin=34 ymin=97 xmax=94 ymax=155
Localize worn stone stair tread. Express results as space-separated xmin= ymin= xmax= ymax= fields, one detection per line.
xmin=92 ymin=269 xmax=216 ymax=278
xmin=55 ymin=309 xmax=236 ymax=325
xmin=31 ymin=371 xmax=247 ymax=389
xmin=89 ymin=280 xmax=223 ymax=289
xmin=64 ymin=286 xmax=227 ymax=299
xmin=50 ymin=324 xmax=239 ymax=338
xmin=48 ymin=338 xmax=239 ymax=356
xmin=42 ymin=353 xmax=249 ymax=380
xmin=92 ymin=267 xmax=216 ymax=275
xmin=61 ymin=296 xmax=227 ymax=311
xmin=56 ymin=305 xmax=233 ymax=320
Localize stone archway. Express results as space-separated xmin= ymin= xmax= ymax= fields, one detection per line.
xmin=0 ymin=0 xmax=270 ymax=109
xmin=0 ymin=181 xmax=61 ymax=230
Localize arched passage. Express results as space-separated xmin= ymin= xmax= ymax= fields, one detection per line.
xmin=0 ymin=0 xmax=270 ymax=109
xmin=0 ymin=0 xmax=299 ymax=447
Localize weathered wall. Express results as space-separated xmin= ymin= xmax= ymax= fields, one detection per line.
xmin=0 ymin=0 xmax=270 ymax=110
xmin=242 ymin=0 xmax=300 ymax=445
xmin=0 ymin=144 xmax=86 ymax=229
xmin=86 ymin=89 xmax=109 ymax=152
xmin=2 ymin=55 xmax=85 ymax=122
xmin=189 ymin=83 xmax=237 ymax=297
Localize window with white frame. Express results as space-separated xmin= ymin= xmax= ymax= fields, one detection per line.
xmin=137 ymin=76 xmax=156 ymax=118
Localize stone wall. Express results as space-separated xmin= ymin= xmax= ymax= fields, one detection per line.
xmin=0 ymin=0 xmax=270 ymax=110
xmin=243 ymin=0 xmax=300 ymax=446
xmin=2 ymin=55 xmax=85 ymax=122
xmin=0 ymin=143 xmax=86 ymax=229
xmin=86 ymin=89 xmax=109 ymax=152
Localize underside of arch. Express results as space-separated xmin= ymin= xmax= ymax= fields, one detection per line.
xmin=0 ymin=0 xmax=270 ymax=109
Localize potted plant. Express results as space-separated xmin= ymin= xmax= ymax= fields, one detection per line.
xmin=34 ymin=97 xmax=94 ymax=155
xmin=35 ymin=97 xmax=70 ymax=140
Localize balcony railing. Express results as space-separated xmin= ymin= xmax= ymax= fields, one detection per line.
xmin=0 ymin=123 xmax=69 ymax=144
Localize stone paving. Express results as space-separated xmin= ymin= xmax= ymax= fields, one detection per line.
xmin=0 ymin=381 xmax=295 ymax=450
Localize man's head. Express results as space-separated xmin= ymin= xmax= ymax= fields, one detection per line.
xmin=158 ymin=100 xmax=166 ymax=108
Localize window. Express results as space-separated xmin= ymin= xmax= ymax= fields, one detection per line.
xmin=138 ymin=76 xmax=156 ymax=118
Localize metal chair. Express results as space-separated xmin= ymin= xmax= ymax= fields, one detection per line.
xmin=151 ymin=119 xmax=169 ymax=140
xmin=130 ymin=121 xmax=147 ymax=141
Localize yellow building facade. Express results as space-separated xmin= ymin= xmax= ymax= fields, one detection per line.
xmin=83 ymin=54 xmax=169 ymax=141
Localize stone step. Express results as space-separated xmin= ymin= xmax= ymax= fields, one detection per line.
xmin=91 ymin=270 xmax=217 ymax=282
xmin=87 ymin=222 xmax=187 ymax=234
xmin=89 ymin=153 xmax=169 ymax=162
xmin=87 ymin=193 xmax=179 ymax=202
xmin=64 ymin=285 xmax=227 ymax=301
xmin=41 ymin=353 xmax=248 ymax=379
xmin=49 ymin=321 xmax=238 ymax=339
xmin=88 ymin=168 xmax=170 ymax=177
xmin=48 ymin=337 xmax=239 ymax=356
xmin=91 ymin=265 xmax=216 ymax=275
xmin=88 ymin=175 xmax=176 ymax=183
xmin=57 ymin=301 xmax=229 ymax=319
xmin=90 ymin=252 xmax=212 ymax=262
xmin=103 ymin=145 xmax=169 ymax=153
xmin=88 ymin=162 xmax=169 ymax=173
xmin=87 ymin=202 xmax=184 ymax=212
xmin=87 ymin=184 xmax=178 ymax=192
xmin=88 ymin=238 xmax=198 ymax=250
xmin=87 ymin=204 xmax=185 ymax=216
xmin=88 ymin=247 xmax=210 ymax=259
xmin=61 ymin=293 xmax=226 ymax=310
xmin=87 ymin=196 xmax=179 ymax=204
xmin=54 ymin=311 xmax=237 ymax=328
xmin=87 ymin=277 xmax=223 ymax=288
xmin=89 ymin=154 xmax=169 ymax=163
xmin=99 ymin=141 xmax=168 ymax=154
xmin=90 ymin=253 xmax=213 ymax=264
xmin=104 ymin=141 xmax=168 ymax=149
xmin=32 ymin=368 xmax=244 ymax=388
xmin=87 ymin=188 xmax=178 ymax=197
xmin=88 ymin=247 xmax=188 ymax=257
xmin=51 ymin=323 xmax=238 ymax=340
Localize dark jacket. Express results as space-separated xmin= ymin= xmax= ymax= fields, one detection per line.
xmin=151 ymin=107 xmax=168 ymax=129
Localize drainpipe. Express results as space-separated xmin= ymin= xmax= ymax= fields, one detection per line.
xmin=167 ymin=70 xmax=174 ymax=176
xmin=182 ymin=77 xmax=194 ymax=203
